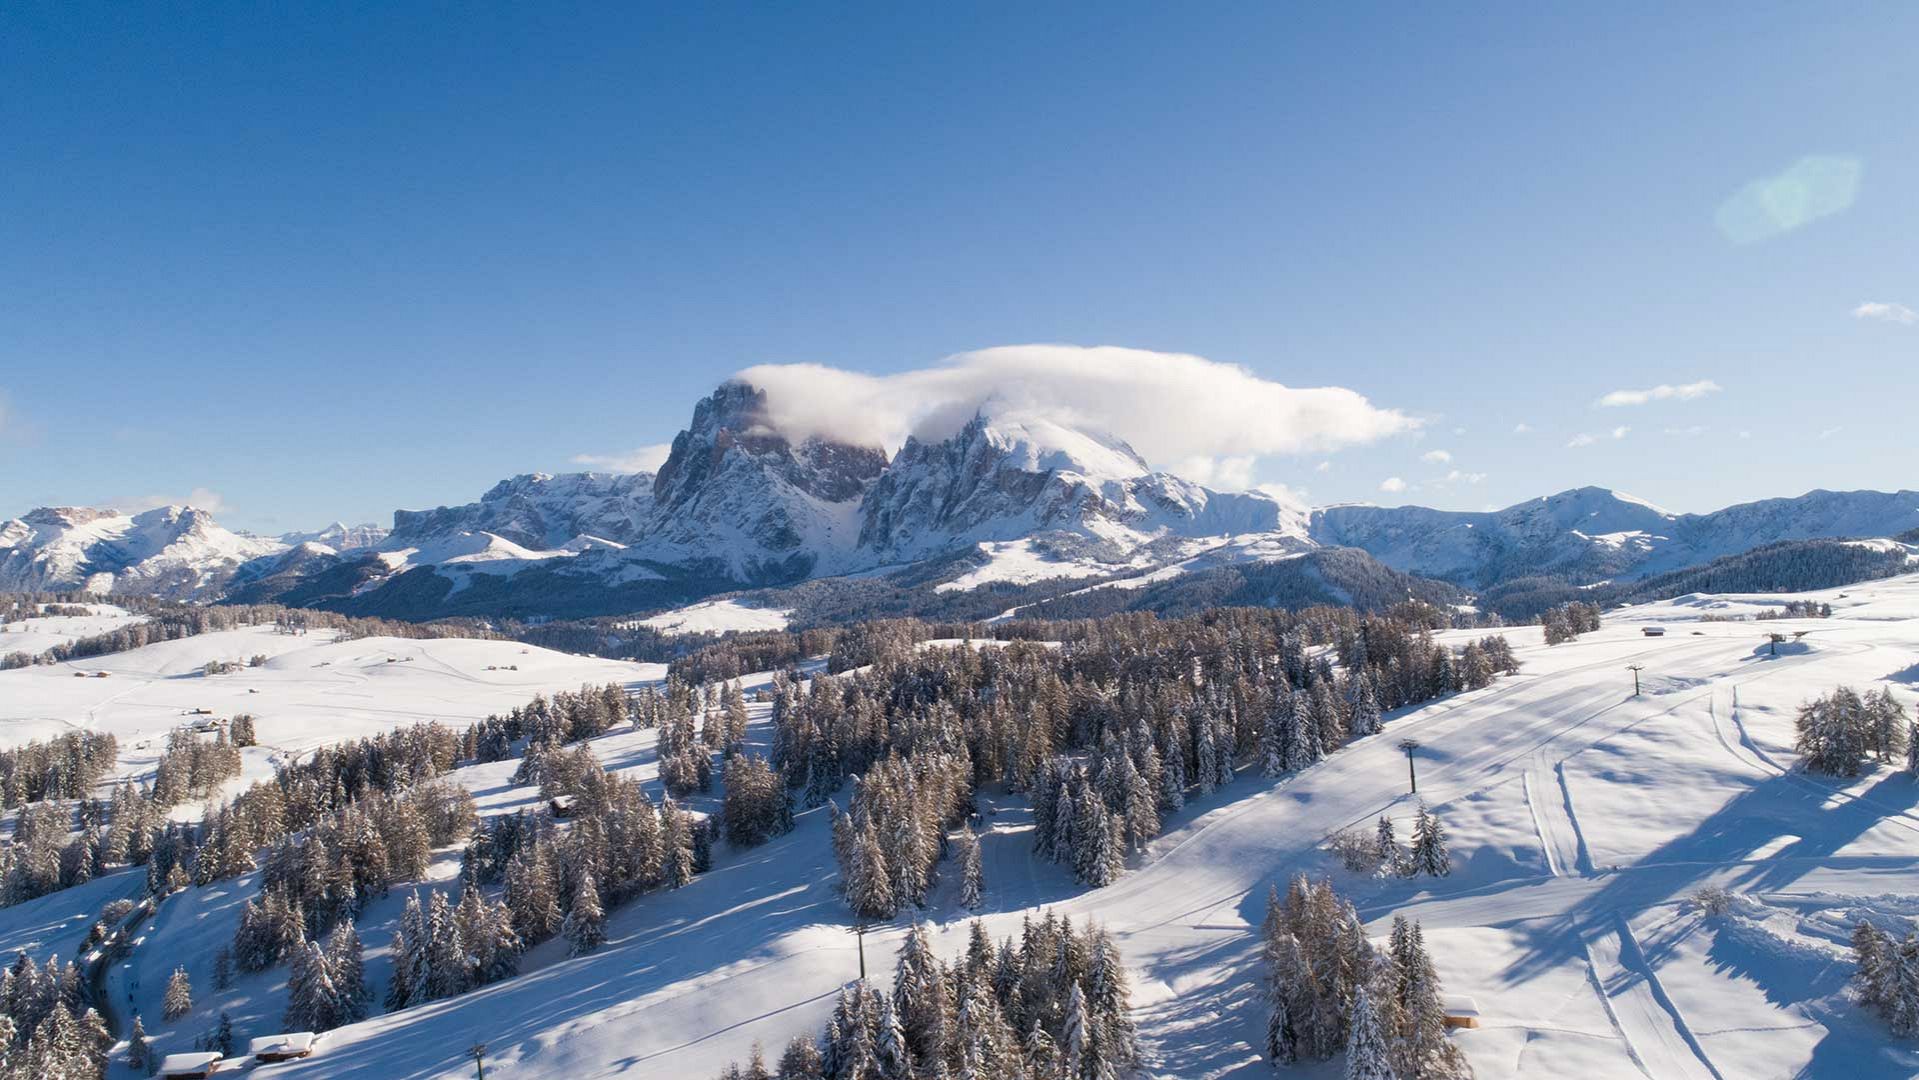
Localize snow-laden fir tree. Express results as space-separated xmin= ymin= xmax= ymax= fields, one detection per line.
xmin=1374 ymin=815 xmax=1402 ymax=876
xmin=1411 ymin=803 xmax=1451 ymax=877
xmin=126 ymin=1013 xmax=153 ymax=1073
xmin=162 ymin=966 xmax=192 ymax=1021
xmin=1060 ymin=981 xmax=1090 ymax=1080
xmin=564 ymin=872 xmax=606 ymax=956
xmin=1348 ymin=675 xmax=1382 ymax=741
xmin=956 ymin=825 xmax=984 ymax=909
xmin=1852 ymin=920 xmax=1919 ymax=1035
xmin=1342 ymin=988 xmax=1393 ymax=1080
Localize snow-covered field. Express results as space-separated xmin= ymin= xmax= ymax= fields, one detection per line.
xmin=9 ymin=575 xmax=1919 ymax=1078
xmin=0 ymin=625 xmax=661 ymax=791
xmin=634 ymin=597 xmax=794 ymax=635
xmin=0 ymin=603 xmax=148 ymax=657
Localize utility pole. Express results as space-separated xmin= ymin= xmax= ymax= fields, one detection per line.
xmin=1627 ymin=664 xmax=1644 ymax=697
xmin=1397 ymin=739 xmax=1421 ymax=795
xmin=850 ymin=922 xmax=870 ymax=982
xmin=469 ymin=1042 xmax=487 ymax=1080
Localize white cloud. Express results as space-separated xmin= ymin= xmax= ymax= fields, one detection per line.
xmin=1513 ymin=422 xmax=1533 ymax=434
xmin=1172 ymin=454 xmax=1258 ymax=491
xmin=1597 ymin=380 xmax=1721 ymax=407
xmin=1611 ymin=425 xmax=1631 ymax=440
xmin=1567 ymin=433 xmax=1597 ymax=448
xmin=1315 ymin=461 xmax=1332 ymax=473
xmin=736 ymin=346 xmax=1417 ymax=474
xmin=1444 ymin=469 xmax=1486 ymax=484
xmin=1256 ymin=482 xmax=1309 ymax=506
xmin=1378 ymin=477 xmax=1408 ymax=494
xmin=1420 ymin=449 xmax=1453 ymax=464
xmin=1853 ymin=301 xmax=1917 ymax=325
xmin=1451 ymin=426 xmax=1467 ymax=436
xmin=1663 ymin=425 xmax=1706 ymax=437
xmin=570 ymin=443 xmax=675 ymax=475
xmin=1818 ymin=426 xmax=1843 ymax=441
xmin=111 ymin=487 xmax=229 ymax=515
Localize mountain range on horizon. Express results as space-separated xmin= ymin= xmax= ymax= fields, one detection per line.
xmin=6 ymin=380 xmax=1917 ymax=624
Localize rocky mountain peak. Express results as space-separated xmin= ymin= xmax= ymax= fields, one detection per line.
xmin=652 ymin=381 xmax=888 ymax=512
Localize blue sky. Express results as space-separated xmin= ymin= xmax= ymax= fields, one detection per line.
xmin=2 ymin=4 xmax=1913 ymax=532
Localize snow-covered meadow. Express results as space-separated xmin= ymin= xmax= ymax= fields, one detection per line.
xmin=6 ymin=575 xmax=1919 ymax=1078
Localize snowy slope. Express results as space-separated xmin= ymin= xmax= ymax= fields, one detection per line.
xmin=13 ymin=574 xmax=1909 ymax=1078
xmin=0 ymin=602 xmax=147 ymax=657
xmin=0 ymin=624 xmax=660 ymax=765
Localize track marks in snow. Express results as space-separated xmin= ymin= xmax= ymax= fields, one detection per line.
xmin=1551 ymin=762 xmax=1596 ymax=877
xmin=1521 ymin=770 xmax=1562 ymax=878
xmin=1597 ymin=914 xmax=1725 ymax=1080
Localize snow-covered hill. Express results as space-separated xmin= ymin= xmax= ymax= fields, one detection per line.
xmin=15 ymin=574 xmax=1919 ymax=1079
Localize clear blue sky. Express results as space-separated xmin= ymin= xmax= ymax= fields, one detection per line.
xmin=2 ymin=4 xmax=1912 ymax=532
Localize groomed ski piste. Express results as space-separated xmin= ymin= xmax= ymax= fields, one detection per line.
xmin=7 ymin=575 xmax=1919 ymax=1078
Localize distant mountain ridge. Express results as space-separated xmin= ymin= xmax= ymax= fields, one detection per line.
xmin=5 ymin=379 xmax=1915 ymax=621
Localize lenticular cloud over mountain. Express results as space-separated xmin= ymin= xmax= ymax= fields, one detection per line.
xmin=735 ymin=344 xmax=1417 ymax=483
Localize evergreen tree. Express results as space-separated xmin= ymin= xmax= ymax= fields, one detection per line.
xmin=1373 ymin=816 xmax=1401 ymax=876
xmin=957 ymin=826 xmax=984 ymax=909
xmin=564 ymin=872 xmax=607 ymax=956
xmin=1342 ymin=988 xmax=1393 ymax=1080
xmin=1411 ymin=804 xmax=1451 ymax=877
xmin=163 ymin=965 xmax=192 ymax=1021
xmin=128 ymin=1013 xmax=154 ymax=1074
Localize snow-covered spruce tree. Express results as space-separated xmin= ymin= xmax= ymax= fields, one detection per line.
xmin=126 ymin=1014 xmax=152 ymax=1074
xmin=1343 ymin=988 xmax=1394 ymax=1080
xmin=1348 ymin=675 xmax=1383 ymax=741
xmin=1852 ymin=920 xmax=1919 ymax=1036
xmin=564 ymin=872 xmax=607 ymax=956
xmin=956 ymin=825 xmax=984 ymax=909
xmin=1374 ymin=815 xmax=1402 ymax=876
xmin=386 ymin=892 xmax=426 ymax=1010
xmin=1411 ymin=803 xmax=1451 ymax=877
xmin=1796 ymin=686 xmax=1875 ymax=777
xmin=1390 ymin=917 xmax=1469 ymax=1078
xmin=722 ymin=753 xmax=793 ymax=848
xmin=162 ymin=965 xmax=192 ymax=1021
xmin=326 ymin=922 xmax=372 ymax=1025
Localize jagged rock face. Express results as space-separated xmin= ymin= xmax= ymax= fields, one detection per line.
xmin=857 ymin=414 xmax=1294 ymax=563
xmin=389 ymin=472 xmax=656 ymax=550
xmin=639 ymin=382 xmax=888 ymax=581
xmin=0 ymin=505 xmax=284 ymax=599
xmin=653 ymin=382 xmax=886 ymax=511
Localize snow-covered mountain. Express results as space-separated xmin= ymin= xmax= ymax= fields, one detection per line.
xmin=0 ymin=505 xmax=286 ymax=599
xmin=387 ymin=472 xmax=655 ymax=551
xmin=278 ymin=521 xmax=390 ymax=551
xmin=635 ymin=382 xmax=888 ymax=582
xmin=858 ymin=413 xmax=1305 ymax=568
xmin=10 ymin=381 xmax=1916 ymax=622
xmin=1310 ymin=486 xmax=1919 ymax=587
